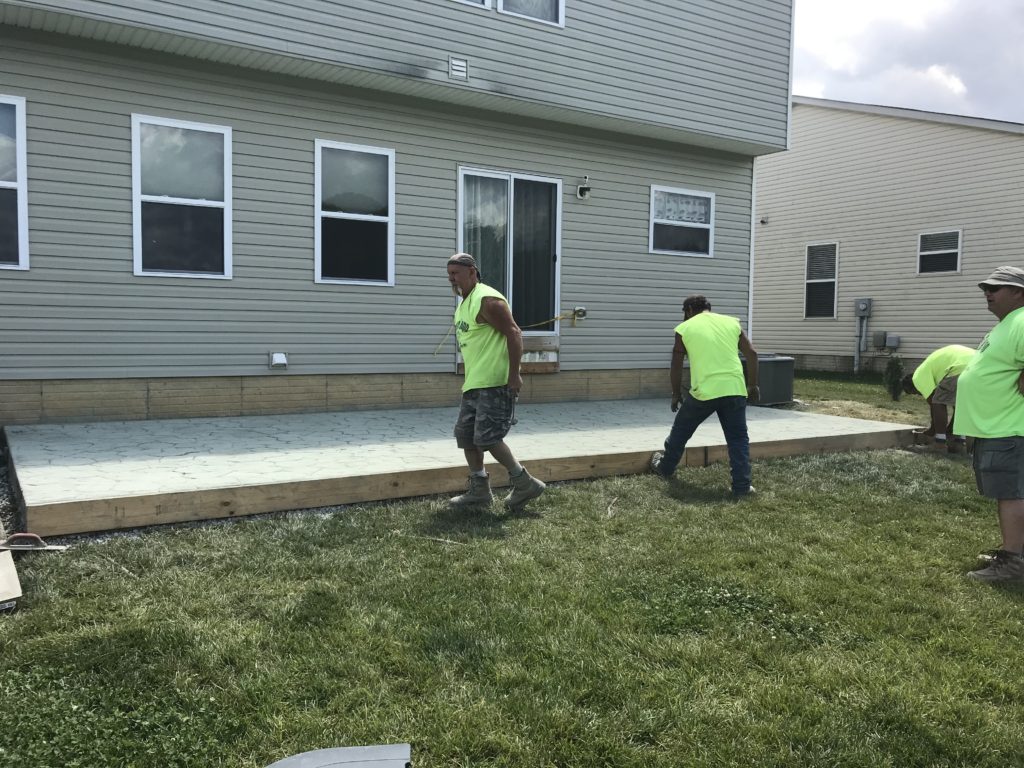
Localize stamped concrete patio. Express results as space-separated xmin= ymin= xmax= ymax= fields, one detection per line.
xmin=4 ymin=399 xmax=915 ymax=536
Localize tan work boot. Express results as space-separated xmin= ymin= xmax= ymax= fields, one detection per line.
xmin=449 ymin=473 xmax=493 ymax=508
xmin=504 ymin=469 xmax=546 ymax=510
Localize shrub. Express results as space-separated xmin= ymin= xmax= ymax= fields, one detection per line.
xmin=882 ymin=354 xmax=905 ymax=401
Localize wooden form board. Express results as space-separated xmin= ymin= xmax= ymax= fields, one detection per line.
xmin=23 ymin=429 xmax=914 ymax=536
xmin=0 ymin=521 xmax=22 ymax=604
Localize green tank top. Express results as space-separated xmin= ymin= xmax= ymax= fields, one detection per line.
xmin=675 ymin=311 xmax=747 ymax=400
xmin=454 ymin=283 xmax=511 ymax=392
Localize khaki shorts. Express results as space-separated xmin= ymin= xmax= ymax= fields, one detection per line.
xmin=973 ymin=437 xmax=1024 ymax=500
xmin=932 ymin=375 xmax=959 ymax=406
xmin=454 ymin=386 xmax=516 ymax=449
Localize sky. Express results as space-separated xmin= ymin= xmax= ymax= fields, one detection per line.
xmin=792 ymin=0 xmax=1024 ymax=123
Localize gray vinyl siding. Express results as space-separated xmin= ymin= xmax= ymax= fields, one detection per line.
xmin=0 ymin=31 xmax=754 ymax=379
xmin=1 ymin=0 xmax=792 ymax=153
xmin=753 ymin=101 xmax=1024 ymax=362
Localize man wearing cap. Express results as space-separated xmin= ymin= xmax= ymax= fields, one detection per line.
xmin=901 ymin=344 xmax=975 ymax=453
xmin=445 ymin=252 xmax=546 ymax=511
xmin=650 ymin=294 xmax=759 ymax=497
xmin=954 ymin=266 xmax=1024 ymax=582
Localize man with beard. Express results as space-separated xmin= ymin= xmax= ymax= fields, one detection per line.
xmin=955 ymin=266 xmax=1024 ymax=582
xmin=445 ymin=253 xmax=545 ymax=512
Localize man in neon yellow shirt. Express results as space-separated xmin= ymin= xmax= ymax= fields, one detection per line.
xmin=651 ymin=295 xmax=759 ymax=496
xmin=446 ymin=253 xmax=545 ymax=511
xmin=954 ymin=266 xmax=1024 ymax=582
xmin=901 ymin=344 xmax=975 ymax=452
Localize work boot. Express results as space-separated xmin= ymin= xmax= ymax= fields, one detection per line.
xmin=504 ymin=469 xmax=546 ymax=510
xmin=966 ymin=550 xmax=1024 ymax=583
xmin=449 ymin=473 xmax=493 ymax=508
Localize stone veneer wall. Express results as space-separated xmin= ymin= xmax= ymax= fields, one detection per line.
xmin=0 ymin=369 xmax=677 ymax=427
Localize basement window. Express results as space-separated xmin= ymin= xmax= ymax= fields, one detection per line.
xmin=918 ymin=230 xmax=961 ymax=274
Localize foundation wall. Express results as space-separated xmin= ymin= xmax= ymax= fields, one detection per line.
xmin=0 ymin=369 xmax=677 ymax=427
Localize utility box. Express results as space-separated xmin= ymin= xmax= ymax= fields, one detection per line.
xmin=885 ymin=333 xmax=901 ymax=350
xmin=872 ymin=330 xmax=888 ymax=349
xmin=854 ymin=298 xmax=873 ymax=317
xmin=747 ymin=354 xmax=794 ymax=406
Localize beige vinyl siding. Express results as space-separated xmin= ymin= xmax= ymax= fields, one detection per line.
xmin=0 ymin=31 xmax=754 ymax=379
xmin=753 ymin=101 xmax=1024 ymax=363
xmin=1 ymin=0 xmax=792 ymax=153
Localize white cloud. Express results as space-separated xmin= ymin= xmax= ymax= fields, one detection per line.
xmin=792 ymin=0 xmax=1024 ymax=122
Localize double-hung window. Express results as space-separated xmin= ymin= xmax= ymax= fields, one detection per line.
xmin=315 ymin=140 xmax=395 ymax=285
xmin=498 ymin=0 xmax=564 ymax=26
xmin=804 ymin=242 xmax=838 ymax=319
xmin=0 ymin=94 xmax=28 ymax=270
xmin=132 ymin=114 xmax=232 ymax=278
xmin=649 ymin=185 xmax=714 ymax=257
xmin=918 ymin=230 xmax=961 ymax=274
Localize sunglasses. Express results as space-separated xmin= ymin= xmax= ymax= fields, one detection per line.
xmin=981 ymin=285 xmax=1005 ymax=294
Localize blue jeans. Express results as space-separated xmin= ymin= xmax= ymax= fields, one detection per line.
xmin=657 ymin=394 xmax=751 ymax=494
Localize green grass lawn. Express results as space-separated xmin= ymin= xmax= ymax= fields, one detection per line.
xmin=2 ymin=374 xmax=1020 ymax=767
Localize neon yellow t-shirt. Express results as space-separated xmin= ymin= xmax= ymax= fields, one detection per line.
xmin=676 ymin=311 xmax=747 ymax=401
xmin=454 ymin=283 xmax=511 ymax=392
xmin=954 ymin=307 xmax=1024 ymax=438
xmin=911 ymin=344 xmax=975 ymax=399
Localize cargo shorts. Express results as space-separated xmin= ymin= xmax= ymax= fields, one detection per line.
xmin=973 ymin=436 xmax=1024 ymax=500
xmin=454 ymin=386 xmax=516 ymax=450
xmin=932 ymin=375 xmax=959 ymax=406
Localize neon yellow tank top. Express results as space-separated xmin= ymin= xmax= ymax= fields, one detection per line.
xmin=675 ymin=311 xmax=747 ymax=400
xmin=454 ymin=283 xmax=511 ymax=391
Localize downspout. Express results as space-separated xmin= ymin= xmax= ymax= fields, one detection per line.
xmin=747 ymin=161 xmax=757 ymax=340
xmin=854 ymin=316 xmax=862 ymax=374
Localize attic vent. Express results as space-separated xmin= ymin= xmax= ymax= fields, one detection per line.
xmin=449 ymin=56 xmax=469 ymax=80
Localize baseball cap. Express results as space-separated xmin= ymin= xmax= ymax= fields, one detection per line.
xmin=978 ymin=266 xmax=1024 ymax=290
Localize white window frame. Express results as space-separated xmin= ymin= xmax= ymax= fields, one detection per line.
xmin=315 ymin=139 xmax=396 ymax=287
xmin=131 ymin=114 xmax=232 ymax=279
xmin=451 ymin=0 xmax=492 ymax=7
xmin=0 ymin=94 xmax=29 ymax=270
xmin=803 ymin=241 xmax=839 ymax=320
xmin=498 ymin=0 xmax=565 ymax=27
xmin=457 ymin=166 xmax=563 ymax=336
xmin=648 ymin=185 xmax=715 ymax=258
xmin=917 ymin=229 xmax=962 ymax=275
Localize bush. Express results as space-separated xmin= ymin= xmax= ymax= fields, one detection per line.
xmin=882 ymin=354 xmax=905 ymax=401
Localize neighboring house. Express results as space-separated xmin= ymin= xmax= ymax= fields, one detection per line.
xmin=0 ymin=0 xmax=793 ymax=426
xmin=753 ymin=96 xmax=1024 ymax=373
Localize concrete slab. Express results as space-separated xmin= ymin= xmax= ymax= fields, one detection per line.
xmin=4 ymin=400 xmax=915 ymax=536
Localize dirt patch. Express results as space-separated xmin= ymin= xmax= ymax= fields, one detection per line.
xmin=785 ymin=399 xmax=920 ymax=425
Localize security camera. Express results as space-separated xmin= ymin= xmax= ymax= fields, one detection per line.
xmin=576 ymin=175 xmax=591 ymax=200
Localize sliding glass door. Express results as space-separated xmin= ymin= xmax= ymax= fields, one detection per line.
xmin=459 ymin=168 xmax=561 ymax=333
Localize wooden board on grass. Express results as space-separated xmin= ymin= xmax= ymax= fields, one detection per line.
xmin=0 ymin=521 xmax=22 ymax=605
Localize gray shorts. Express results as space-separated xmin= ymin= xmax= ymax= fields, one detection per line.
xmin=932 ymin=375 xmax=959 ymax=406
xmin=973 ymin=437 xmax=1024 ymax=500
xmin=454 ymin=386 xmax=516 ymax=449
